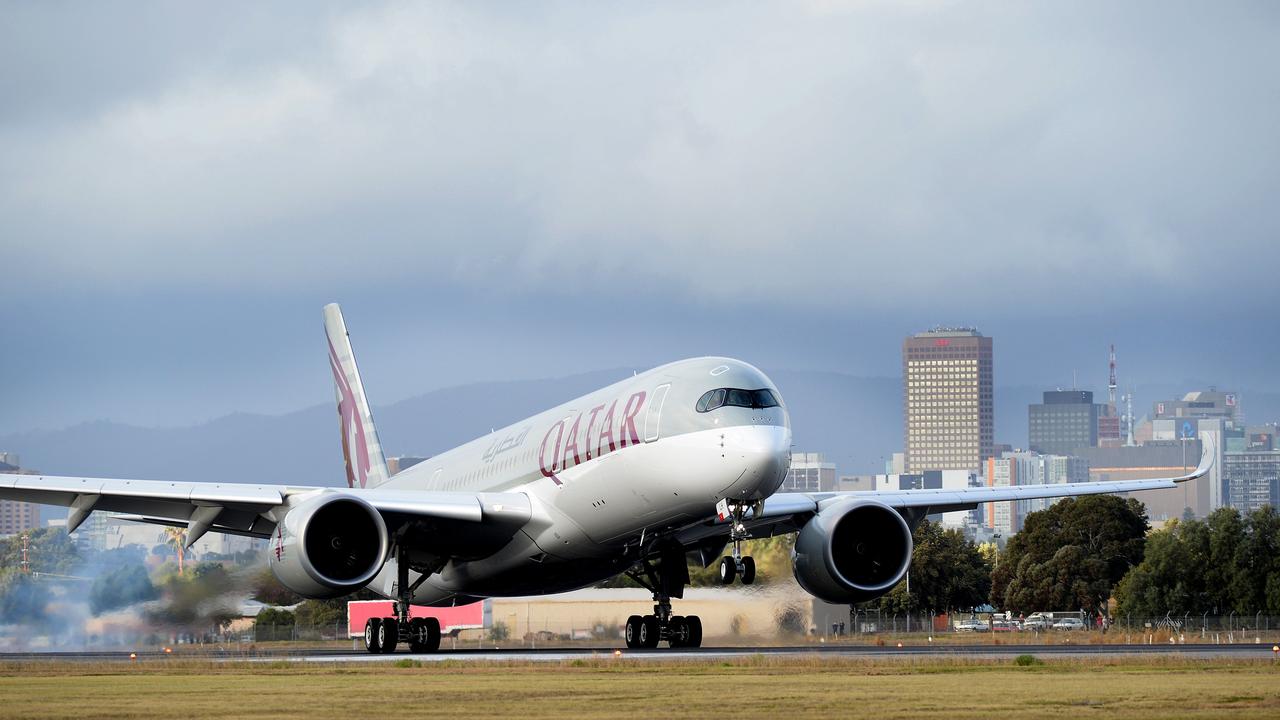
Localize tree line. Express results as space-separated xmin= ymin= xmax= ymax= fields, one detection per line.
xmin=869 ymin=496 xmax=1280 ymax=618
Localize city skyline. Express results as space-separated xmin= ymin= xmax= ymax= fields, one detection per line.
xmin=3 ymin=2 xmax=1279 ymax=435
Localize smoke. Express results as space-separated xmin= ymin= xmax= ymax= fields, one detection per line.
xmin=0 ymin=529 xmax=266 ymax=650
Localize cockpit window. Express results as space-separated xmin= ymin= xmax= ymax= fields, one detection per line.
xmin=696 ymin=388 xmax=726 ymax=412
xmin=696 ymin=388 xmax=780 ymax=412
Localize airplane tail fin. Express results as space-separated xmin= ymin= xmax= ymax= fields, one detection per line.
xmin=323 ymin=303 xmax=391 ymax=489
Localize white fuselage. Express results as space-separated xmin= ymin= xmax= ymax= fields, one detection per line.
xmin=365 ymin=357 xmax=792 ymax=605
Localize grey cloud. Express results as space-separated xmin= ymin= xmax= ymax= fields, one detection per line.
xmin=2 ymin=1 xmax=1277 ymax=312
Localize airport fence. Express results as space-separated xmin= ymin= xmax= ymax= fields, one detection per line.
xmin=828 ymin=611 xmax=1280 ymax=643
xmin=242 ymin=614 xmax=1280 ymax=645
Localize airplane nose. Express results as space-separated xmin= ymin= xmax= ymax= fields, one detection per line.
xmin=720 ymin=425 xmax=791 ymax=500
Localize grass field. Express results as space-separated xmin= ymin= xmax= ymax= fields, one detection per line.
xmin=1 ymin=656 xmax=1278 ymax=719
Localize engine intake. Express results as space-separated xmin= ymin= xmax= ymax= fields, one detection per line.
xmin=269 ymin=494 xmax=389 ymax=599
xmin=792 ymin=500 xmax=913 ymax=604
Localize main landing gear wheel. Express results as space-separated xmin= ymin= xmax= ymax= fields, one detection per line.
xmin=684 ymin=616 xmax=702 ymax=648
xmin=379 ymin=617 xmax=399 ymax=654
xmin=668 ymin=616 xmax=689 ymax=648
xmin=624 ymin=615 xmax=643 ymax=649
xmin=409 ymin=617 xmax=441 ymax=653
xmin=364 ymin=618 xmax=383 ymax=653
xmin=639 ymin=616 xmax=660 ymax=648
xmin=625 ymin=613 xmax=704 ymax=649
xmin=740 ymin=556 xmax=756 ymax=585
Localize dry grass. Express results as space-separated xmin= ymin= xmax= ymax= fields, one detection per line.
xmin=0 ymin=656 xmax=1278 ymax=719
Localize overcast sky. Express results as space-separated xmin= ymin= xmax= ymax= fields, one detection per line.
xmin=2 ymin=1 xmax=1278 ymax=434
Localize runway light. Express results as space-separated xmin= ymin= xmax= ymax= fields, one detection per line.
xmin=896 ymin=642 xmax=903 ymax=648
xmin=1272 ymin=645 xmax=1278 ymax=653
xmin=614 ymin=649 xmax=622 ymax=657
xmin=163 ymin=647 xmax=172 ymax=654
xmin=129 ymin=653 xmax=137 ymax=661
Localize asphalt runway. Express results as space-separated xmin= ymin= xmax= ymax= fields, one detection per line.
xmin=3 ymin=643 xmax=1276 ymax=664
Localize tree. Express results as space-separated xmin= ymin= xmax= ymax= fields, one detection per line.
xmin=1115 ymin=506 xmax=1280 ymax=616
xmin=250 ymin=566 xmax=304 ymax=606
xmin=873 ymin=520 xmax=991 ymax=614
xmin=0 ymin=528 xmax=80 ymax=575
xmin=162 ymin=527 xmax=186 ymax=575
xmin=990 ymin=495 xmax=1148 ymax=614
xmin=294 ymin=599 xmax=346 ymax=627
xmin=256 ymin=607 xmax=296 ymax=626
xmin=89 ymin=563 xmax=159 ymax=616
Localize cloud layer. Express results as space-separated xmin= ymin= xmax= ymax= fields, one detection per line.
xmin=1 ymin=2 xmax=1278 ymax=433
xmin=5 ymin=1 xmax=1277 ymax=311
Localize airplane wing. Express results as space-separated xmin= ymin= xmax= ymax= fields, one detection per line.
xmin=679 ymin=436 xmax=1215 ymax=545
xmin=0 ymin=474 xmax=530 ymax=547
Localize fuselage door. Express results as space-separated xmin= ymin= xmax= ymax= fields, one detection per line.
xmin=644 ymin=383 xmax=671 ymax=443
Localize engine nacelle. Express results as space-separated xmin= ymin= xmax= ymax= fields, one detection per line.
xmin=792 ymin=500 xmax=913 ymax=604
xmin=268 ymin=493 xmax=389 ymax=599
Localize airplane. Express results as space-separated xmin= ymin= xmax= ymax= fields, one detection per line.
xmin=0 ymin=304 xmax=1214 ymax=653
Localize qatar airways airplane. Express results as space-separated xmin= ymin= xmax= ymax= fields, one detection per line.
xmin=2 ymin=304 xmax=1212 ymax=653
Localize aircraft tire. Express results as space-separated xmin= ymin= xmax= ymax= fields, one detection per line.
xmin=667 ymin=616 xmax=688 ymax=648
xmin=364 ymin=618 xmax=383 ymax=654
xmin=408 ymin=617 xmax=441 ymax=653
xmin=380 ymin=617 xmax=398 ymax=654
xmin=718 ymin=556 xmax=736 ymax=585
xmin=639 ymin=616 xmax=660 ymax=648
xmin=425 ymin=617 xmax=441 ymax=652
xmin=624 ymin=615 xmax=642 ymax=648
xmin=685 ymin=616 xmax=703 ymax=648
xmin=740 ymin=556 xmax=756 ymax=585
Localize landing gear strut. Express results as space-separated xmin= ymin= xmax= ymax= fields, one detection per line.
xmin=718 ymin=500 xmax=760 ymax=586
xmin=623 ymin=544 xmax=703 ymax=649
xmin=362 ymin=542 xmax=441 ymax=654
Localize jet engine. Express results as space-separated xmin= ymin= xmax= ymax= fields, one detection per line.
xmin=791 ymin=500 xmax=913 ymax=604
xmin=268 ymin=493 xmax=389 ymax=599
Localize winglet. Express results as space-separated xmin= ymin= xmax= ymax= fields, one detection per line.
xmin=324 ymin=304 xmax=390 ymax=489
xmin=1175 ymin=434 xmax=1216 ymax=483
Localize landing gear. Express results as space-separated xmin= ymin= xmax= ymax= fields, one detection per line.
xmin=380 ymin=617 xmax=399 ymax=654
xmin=622 ymin=544 xmax=703 ymax=649
xmin=363 ymin=617 xmax=383 ymax=653
xmin=718 ymin=500 xmax=760 ymax=586
xmin=667 ymin=615 xmax=703 ymax=648
xmin=408 ymin=617 xmax=441 ymax=653
xmin=363 ymin=540 xmax=441 ymax=654
xmin=718 ymin=556 xmax=736 ymax=584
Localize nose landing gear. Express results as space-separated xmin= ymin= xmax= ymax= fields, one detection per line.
xmin=718 ymin=500 xmax=760 ymax=585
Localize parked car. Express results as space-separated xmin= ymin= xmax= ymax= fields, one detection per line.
xmin=1022 ymin=615 xmax=1051 ymax=631
xmin=954 ymin=618 xmax=990 ymax=632
xmin=1052 ymin=617 xmax=1086 ymax=631
xmin=991 ymin=619 xmax=1020 ymax=632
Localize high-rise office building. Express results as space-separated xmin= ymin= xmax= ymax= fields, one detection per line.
xmin=0 ymin=457 xmax=41 ymax=535
xmin=1224 ymin=451 xmax=1280 ymax=513
xmin=903 ymin=327 xmax=993 ymax=473
xmin=1029 ymin=390 xmax=1099 ymax=455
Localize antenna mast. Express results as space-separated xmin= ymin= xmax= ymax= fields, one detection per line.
xmin=1108 ymin=344 xmax=1117 ymax=406
xmin=1125 ymin=387 xmax=1136 ymax=447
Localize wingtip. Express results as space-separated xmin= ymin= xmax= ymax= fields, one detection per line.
xmin=1178 ymin=434 xmax=1215 ymax=481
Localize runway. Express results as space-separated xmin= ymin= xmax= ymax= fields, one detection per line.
xmin=3 ymin=642 xmax=1276 ymax=664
